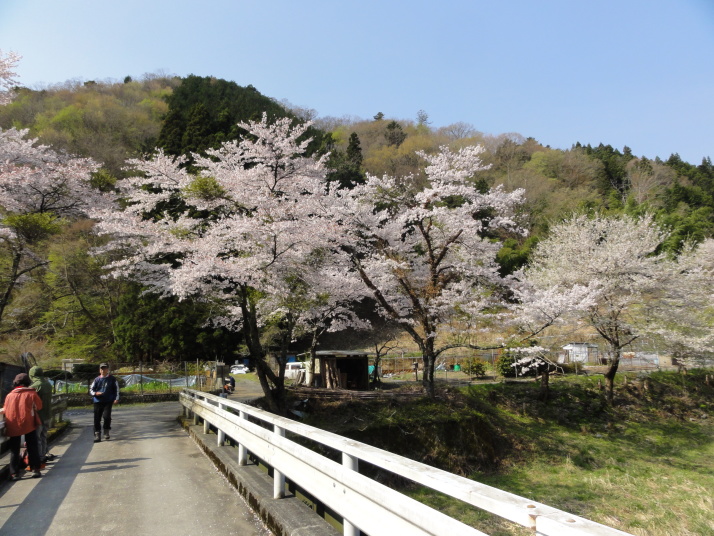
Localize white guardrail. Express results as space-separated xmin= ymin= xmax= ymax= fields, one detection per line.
xmin=179 ymin=389 xmax=631 ymax=536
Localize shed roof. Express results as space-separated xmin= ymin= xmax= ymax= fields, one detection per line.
xmin=562 ymin=343 xmax=599 ymax=349
xmin=315 ymin=350 xmax=371 ymax=357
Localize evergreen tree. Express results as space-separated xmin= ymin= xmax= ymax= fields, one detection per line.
xmin=326 ymin=132 xmax=365 ymax=189
xmin=112 ymin=286 xmax=241 ymax=362
xmin=155 ymin=75 xmax=293 ymax=158
xmin=581 ymin=143 xmax=634 ymax=200
xmin=181 ymin=103 xmax=212 ymax=154
xmin=385 ymin=120 xmax=407 ymax=147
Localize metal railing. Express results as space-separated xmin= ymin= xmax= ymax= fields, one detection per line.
xmin=180 ymin=388 xmax=631 ymax=536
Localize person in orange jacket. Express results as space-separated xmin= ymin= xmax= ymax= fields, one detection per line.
xmin=3 ymin=372 xmax=43 ymax=480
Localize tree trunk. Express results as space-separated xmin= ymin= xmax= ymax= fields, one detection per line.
xmin=603 ymin=346 xmax=621 ymax=404
xmin=0 ymin=249 xmax=23 ymax=327
xmin=254 ymin=359 xmax=284 ymax=414
xmin=539 ymin=366 xmax=550 ymax=402
xmin=305 ymin=355 xmax=315 ymax=387
xmin=239 ymin=287 xmax=287 ymax=415
xmin=306 ymin=333 xmax=320 ymax=387
xmin=421 ymin=350 xmax=436 ymax=398
xmin=371 ymin=354 xmax=382 ymax=386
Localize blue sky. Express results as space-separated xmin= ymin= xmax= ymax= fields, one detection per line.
xmin=1 ymin=0 xmax=712 ymax=164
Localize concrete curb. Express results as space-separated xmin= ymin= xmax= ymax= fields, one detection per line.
xmin=181 ymin=418 xmax=339 ymax=536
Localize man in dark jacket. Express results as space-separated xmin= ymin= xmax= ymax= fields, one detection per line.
xmin=29 ymin=366 xmax=54 ymax=462
xmin=89 ymin=363 xmax=120 ymax=442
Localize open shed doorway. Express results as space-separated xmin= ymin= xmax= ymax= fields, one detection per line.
xmin=314 ymin=350 xmax=370 ymax=390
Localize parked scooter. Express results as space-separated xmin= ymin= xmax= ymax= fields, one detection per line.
xmin=224 ymin=376 xmax=235 ymax=394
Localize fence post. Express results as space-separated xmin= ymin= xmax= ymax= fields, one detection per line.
xmin=342 ymin=453 xmax=359 ymax=536
xmin=238 ymin=410 xmax=248 ymax=465
xmin=273 ymin=424 xmax=285 ymax=498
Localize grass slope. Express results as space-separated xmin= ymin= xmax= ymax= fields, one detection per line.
xmin=300 ymin=371 xmax=714 ymax=536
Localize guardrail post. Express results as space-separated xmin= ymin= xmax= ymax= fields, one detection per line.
xmin=217 ymin=402 xmax=226 ymax=446
xmin=238 ymin=410 xmax=248 ymax=466
xmin=342 ymin=452 xmax=359 ymax=536
xmin=192 ymin=392 xmax=201 ymax=424
xmin=273 ymin=425 xmax=285 ymax=498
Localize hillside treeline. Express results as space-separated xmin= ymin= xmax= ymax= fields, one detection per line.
xmin=0 ymin=74 xmax=711 ymax=365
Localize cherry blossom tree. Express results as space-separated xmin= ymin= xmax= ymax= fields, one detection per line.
xmin=92 ymin=114 xmax=356 ymax=413
xmin=510 ymin=346 xmax=565 ymax=401
xmin=0 ymin=51 xmax=110 ymax=331
xmin=335 ymin=145 xmax=526 ymax=395
xmin=0 ymin=126 xmax=102 ymax=326
xmin=0 ymin=49 xmax=21 ymax=106
xmin=519 ymin=213 xmax=672 ymax=401
xmin=645 ymin=238 xmax=714 ymax=369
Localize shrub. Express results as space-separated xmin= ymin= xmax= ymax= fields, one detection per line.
xmin=494 ymin=353 xmax=517 ymax=377
xmin=462 ymin=358 xmax=488 ymax=378
xmin=494 ymin=352 xmax=543 ymax=378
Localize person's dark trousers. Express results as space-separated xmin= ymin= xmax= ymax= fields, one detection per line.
xmin=8 ymin=430 xmax=41 ymax=473
xmin=37 ymin=418 xmax=50 ymax=459
xmin=93 ymin=401 xmax=113 ymax=433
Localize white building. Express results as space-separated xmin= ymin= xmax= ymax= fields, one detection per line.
xmin=560 ymin=343 xmax=599 ymax=364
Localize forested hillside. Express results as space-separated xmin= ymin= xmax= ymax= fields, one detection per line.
xmin=0 ymin=75 xmax=177 ymax=177
xmin=0 ymin=73 xmax=712 ymax=367
xmin=318 ymin=114 xmax=714 ymax=256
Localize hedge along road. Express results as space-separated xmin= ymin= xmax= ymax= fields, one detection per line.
xmin=0 ymin=399 xmax=271 ymax=536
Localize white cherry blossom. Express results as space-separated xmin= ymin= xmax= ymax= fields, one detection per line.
xmin=334 ymin=144 xmax=526 ymax=393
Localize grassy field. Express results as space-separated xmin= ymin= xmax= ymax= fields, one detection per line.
xmin=412 ymin=411 xmax=713 ymax=535
xmin=304 ymin=370 xmax=714 ymax=536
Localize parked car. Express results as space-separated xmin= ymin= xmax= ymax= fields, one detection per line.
xmin=231 ymin=364 xmax=248 ymax=374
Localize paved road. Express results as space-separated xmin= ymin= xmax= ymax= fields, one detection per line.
xmin=0 ymin=401 xmax=271 ymax=536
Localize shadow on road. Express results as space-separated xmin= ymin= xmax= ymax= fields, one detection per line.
xmin=0 ymin=425 xmax=93 ymax=533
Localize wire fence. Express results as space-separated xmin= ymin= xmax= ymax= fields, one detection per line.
xmin=378 ymin=352 xmax=499 ymax=377
xmin=49 ymin=361 xmax=237 ymax=395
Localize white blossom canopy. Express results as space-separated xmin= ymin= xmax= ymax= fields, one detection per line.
xmin=334 ymin=144 xmax=526 ymax=342
xmin=0 ymin=49 xmax=21 ymax=106
xmin=92 ymin=114 xmax=351 ymax=330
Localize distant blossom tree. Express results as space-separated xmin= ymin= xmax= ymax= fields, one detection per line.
xmin=0 ymin=50 xmax=112 ymax=334
xmin=645 ymin=238 xmax=714 ymax=368
xmin=0 ymin=49 xmax=21 ymax=105
xmin=518 ymin=213 xmax=673 ymax=401
xmin=0 ymin=123 xmax=103 ymax=326
xmin=335 ymin=144 xmax=526 ymax=395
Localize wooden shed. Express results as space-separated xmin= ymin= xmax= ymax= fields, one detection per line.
xmin=315 ymin=350 xmax=370 ymax=390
